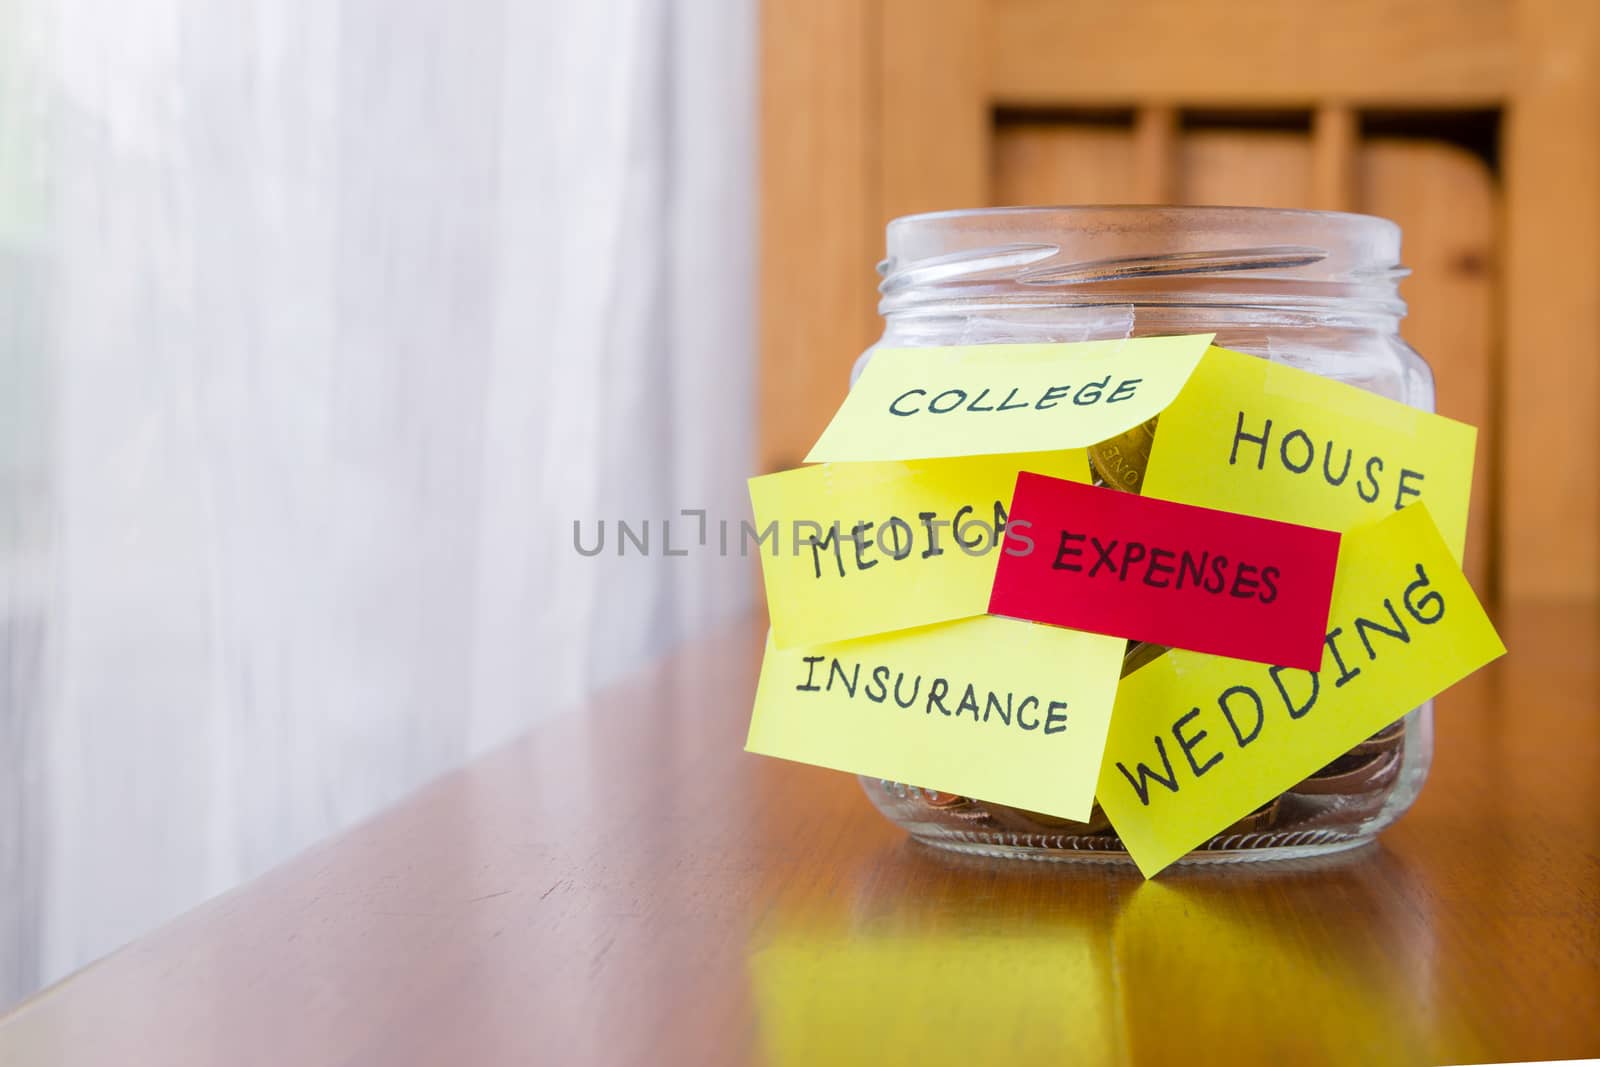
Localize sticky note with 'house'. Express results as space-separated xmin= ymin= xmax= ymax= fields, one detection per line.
xmin=746 ymin=615 xmax=1126 ymax=822
xmin=1141 ymin=345 xmax=1476 ymax=561
xmin=989 ymin=473 xmax=1340 ymax=669
xmin=1095 ymin=503 xmax=1504 ymax=878
xmin=749 ymin=450 xmax=1090 ymax=649
xmin=804 ymin=334 xmax=1213 ymax=463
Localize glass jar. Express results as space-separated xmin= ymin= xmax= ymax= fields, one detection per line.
xmin=856 ymin=205 xmax=1434 ymax=864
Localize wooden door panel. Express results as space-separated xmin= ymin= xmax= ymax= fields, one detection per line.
xmin=1178 ymin=130 xmax=1312 ymax=207
xmin=992 ymin=123 xmax=1136 ymax=205
xmin=1501 ymin=0 xmax=1600 ymax=600
xmin=987 ymin=0 xmax=1515 ymax=104
xmin=757 ymin=1 xmax=879 ymax=474
xmin=1361 ymin=138 xmax=1497 ymax=592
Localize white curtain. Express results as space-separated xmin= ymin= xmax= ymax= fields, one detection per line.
xmin=0 ymin=0 xmax=755 ymax=1004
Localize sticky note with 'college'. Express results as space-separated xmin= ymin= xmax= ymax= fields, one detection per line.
xmin=747 ymin=615 xmax=1126 ymax=823
xmin=749 ymin=451 xmax=1089 ymax=649
xmin=1095 ymin=503 xmax=1505 ymax=878
xmin=1141 ymin=345 xmax=1476 ymax=560
xmin=804 ymin=334 xmax=1213 ymax=463
xmin=990 ymin=474 xmax=1340 ymax=669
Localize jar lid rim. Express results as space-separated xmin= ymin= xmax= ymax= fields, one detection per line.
xmin=889 ymin=204 xmax=1399 ymax=236
xmin=880 ymin=206 xmax=1406 ymax=319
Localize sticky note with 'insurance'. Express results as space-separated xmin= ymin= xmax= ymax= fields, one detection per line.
xmin=749 ymin=451 xmax=1089 ymax=649
xmin=804 ymin=334 xmax=1212 ymax=463
xmin=746 ymin=615 xmax=1126 ymax=822
xmin=989 ymin=474 xmax=1341 ymax=669
xmin=1096 ymin=503 xmax=1505 ymax=878
xmin=1142 ymin=345 xmax=1476 ymax=561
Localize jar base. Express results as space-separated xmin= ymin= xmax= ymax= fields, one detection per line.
xmin=909 ymin=828 xmax=1378 ymax=867
xmin=861 ymin=704 xmax=1431 ymax=868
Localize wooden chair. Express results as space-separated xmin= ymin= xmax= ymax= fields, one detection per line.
xmin=760 ymin=0 xmax=1600 ymax=603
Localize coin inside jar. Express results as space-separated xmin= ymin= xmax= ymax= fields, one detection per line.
xmin=1088 ymin=416 xmax=1158 ymax=492
xmin=1120 ymin=640 xmax=1167 ymax=677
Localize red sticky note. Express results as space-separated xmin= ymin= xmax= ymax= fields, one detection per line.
xmin=990 ymin=473 xmax=1340 ymax=669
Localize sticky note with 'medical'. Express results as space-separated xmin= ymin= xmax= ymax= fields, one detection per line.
xmin=1141 ymin=345 xmax=1476 ymax=561
xmin=989 ymin=473 xmax=1341 ymax=669
xmin=804 ymin=334 xmax=1213 ymax=463
xmin=749 ymin=451 xmax=1089 ymax=649
xmin=1095 ymin=503 xmax=1505 ymax=878
xmin=746 ymin=615 xmax=1126 ymax=823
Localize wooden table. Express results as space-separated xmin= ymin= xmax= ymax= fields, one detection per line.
xmin=1 ymin=604 xmax=1595 ymax=1066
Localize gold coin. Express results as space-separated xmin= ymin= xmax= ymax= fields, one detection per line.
xmin=1088 ymin=415 xmax=1159 ymax=493
xmin=984 ymin=801 xmax=1113 ymax=834
xmin=1218 ymin=797 xmax=1282 ymax=836
xmin=1120 ymin=640 xmax=1167 ymax=678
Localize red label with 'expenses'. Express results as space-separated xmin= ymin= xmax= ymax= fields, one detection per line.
xmin=990 ymin=473 xmax=1340 ymax=669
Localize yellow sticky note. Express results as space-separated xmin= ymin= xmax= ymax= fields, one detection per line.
xmin=1142 ymin=345 xmax=1477 ymax=560
xmin=804 ymin=334 xmax=1213 ymax=463
xmin=747 ymin=615 xmax=1126 ymax=822
xmin=749 ymin=450 xmax=1089 ymax=648
xmin=1096 ymin=503 xmax=1504 ymax=877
